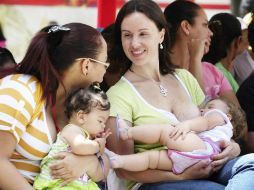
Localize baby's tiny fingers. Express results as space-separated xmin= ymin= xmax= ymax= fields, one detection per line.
xmin=174 ymin=131 xmax=183 ymax=140
xmin=105 ymin=132 xmax=112 ymax=138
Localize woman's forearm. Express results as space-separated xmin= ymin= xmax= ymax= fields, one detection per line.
xmin=115 ymin=168 xmax=181 ymax=183
xmin=0 ymin=158 xmax=33 ymax=190
xmin=51 ymin=153 xmax=110 ymax=182
xmin=50 ymin=146 xmax=110 ymax=183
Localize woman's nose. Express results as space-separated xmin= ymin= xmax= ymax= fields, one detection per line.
xmin=131 ymin=36 xmax=140 ymax=48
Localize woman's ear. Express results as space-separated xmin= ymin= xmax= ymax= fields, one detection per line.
xmin=159 ymin=28 xmax=165 ymax=43
xmin=80 ymin=58 xmax=90 ymax=76
xmin=180 ymin=20 xmax=191 ymax=36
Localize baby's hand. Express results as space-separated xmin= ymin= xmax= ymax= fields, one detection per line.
xmin=95 ymin=129 xmax=111 ymax=154
xmin=94 ymin=138 xmax=106 ymax=155
xmin=97 ymin=128 xmax=112 ymax=139
xmin=172 ymin=122 xmax=191 ymax=140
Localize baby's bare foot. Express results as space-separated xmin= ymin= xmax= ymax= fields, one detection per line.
xmin=117 ymin=118 xmax=130 ymax=140
xmin=105 ymin=149 xmax=123 ymax=168
xmin=110 ymin=155 xmax=124 ymax=169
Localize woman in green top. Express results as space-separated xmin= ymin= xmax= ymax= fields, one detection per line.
xmin=203 ymin=13 xmax=242 ymax=93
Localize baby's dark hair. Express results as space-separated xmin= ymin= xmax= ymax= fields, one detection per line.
xmin=65 ymin=83 xmax=110 ymax=119
xmin=211 ymin=98 xmax=247 ymax=140
xmin=226 ymin=100 xmax=247 ymax=140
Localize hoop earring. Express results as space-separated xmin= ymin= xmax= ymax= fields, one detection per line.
xmin=160 ymin=43 xmax=163 ymax=49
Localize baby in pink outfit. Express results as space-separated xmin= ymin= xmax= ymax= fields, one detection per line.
xmin=108 ymin=98 xmax=245 ymax=174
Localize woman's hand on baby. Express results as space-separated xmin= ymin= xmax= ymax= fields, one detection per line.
xmin=180 ymin=160 xmax=213 ymax=180
xmin=211 ymin=140 xmax=240 ymax=172
xmin=50 ymin=152 xmax=85 ymax=186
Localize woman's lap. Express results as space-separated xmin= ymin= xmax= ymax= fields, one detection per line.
xmin=139 ymin=153 xmax=254 ymax=190
xmin=223 ymin=153 xmax=254 ymax=190
xmin=139 ymin=180 xmax=224 ymax=190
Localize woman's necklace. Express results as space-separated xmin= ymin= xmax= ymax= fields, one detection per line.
xmin=129 ymin=68 xmax=168 ymax=97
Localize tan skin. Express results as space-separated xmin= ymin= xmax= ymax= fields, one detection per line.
xmin=0 ymin=36 xmax=110 ymax=189
xmin=106 ymin=12 xmax=240 ymax=184
xmin=170 ymin=9 xmax=240 ymax=107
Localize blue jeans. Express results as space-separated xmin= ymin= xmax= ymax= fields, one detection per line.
xmin=139 ymin=153 xmax=254 ymax=190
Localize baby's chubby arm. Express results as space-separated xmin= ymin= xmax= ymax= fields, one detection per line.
xmin=173 ymin=111 xmax=225 ymax=139
xmin=61 ymin=125 xmax=101 ymax=155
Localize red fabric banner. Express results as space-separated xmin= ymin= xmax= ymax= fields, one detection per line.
xmin=97 ymin=0 xmax=117 ymax=28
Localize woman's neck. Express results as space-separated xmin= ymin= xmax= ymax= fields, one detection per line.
xmin=130 ymin=64 xmax=161 ymax=81
xmin=220 ymin=56 xmax=233 ymax=71
xmin=171 ymin=39 xmax=190 ymax=69
xmin=54 ymin=79 xmax=74 ymax=129
xmin=56 ymin=83 xmax=68 ymax=105
xmin=220 ymin=45 xmax=239 ymax=71
xmin=56 ymin=71 xmax=82 ymax=105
